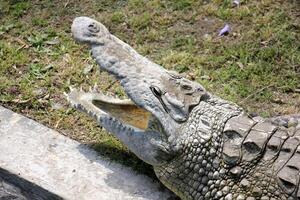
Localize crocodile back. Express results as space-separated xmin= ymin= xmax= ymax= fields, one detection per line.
xmin=223 ymin=114 xmax=300 ymax=199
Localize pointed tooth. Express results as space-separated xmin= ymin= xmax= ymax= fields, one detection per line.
xmin=64 ymin=92 xmax=69 ymax=99
xmin=112 ymin=118 xmax=117 ymax=124
xmin=96 ymin=115 xmax=102 ymax=123
xmin=93 ymin=83 xmax=98 ymax=92
xmin=116 ymin=122 xmax=122 ymax=130
xmin=69 ymin=86 xmax=75 ymax=92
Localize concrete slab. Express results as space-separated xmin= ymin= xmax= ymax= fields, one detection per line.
xmin=0 ymin=106 xmax=173 ymax=200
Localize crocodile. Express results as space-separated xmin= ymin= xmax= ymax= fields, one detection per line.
xmin=66 ymin=17 xmax=300 ymax=200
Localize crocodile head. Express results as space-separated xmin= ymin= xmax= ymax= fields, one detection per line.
xmin=68 ymin=17 xmax=208 ymax=166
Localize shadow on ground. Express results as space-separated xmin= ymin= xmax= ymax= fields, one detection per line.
xmin=77 ymin=143 xmax=180 ymax=200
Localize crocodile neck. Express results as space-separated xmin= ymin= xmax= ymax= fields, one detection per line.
xmin=154 ymin=95 xmax=242 ymax=200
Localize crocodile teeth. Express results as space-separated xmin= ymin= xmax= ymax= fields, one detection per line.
xmin=69 ymin=86 xmax=75 ymax=92
xmin=93 ymin=83 xmax=98 ymax=92
xmin=102 ymin=115 xmax=132 ymax=133
xmin=80 ymin=86 xmax=84 ymax=92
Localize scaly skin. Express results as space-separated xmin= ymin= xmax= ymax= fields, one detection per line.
xmin=156 ymin=98 xmax=300 ymax=200
xmin=66 ymin=17 xmax=300 ymax=200
xmin=155 ymin=97 xmax=300 ymax=200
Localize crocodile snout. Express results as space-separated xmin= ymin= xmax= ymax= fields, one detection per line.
xmin=71 ymin=16 xmax=109 ymax=45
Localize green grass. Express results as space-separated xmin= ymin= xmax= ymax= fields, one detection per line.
xmin=0 ymin=0 xmax=299 ymax=177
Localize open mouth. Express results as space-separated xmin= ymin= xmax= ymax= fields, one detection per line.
xmin=66 ymin=87 xmax=154 ymax=131
xmin=66 ymin=84 xmax=176 ymax=167
xmin=67 ymin=16 xmax=208 ymax=166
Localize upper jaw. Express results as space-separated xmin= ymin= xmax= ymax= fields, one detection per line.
xmin=71 ymin=16 xmax=181 ymax=136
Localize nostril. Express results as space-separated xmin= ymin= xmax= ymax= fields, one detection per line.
xmin=197 ymin=87 xmax=203 ymax=92
xmin=88 ymin=22 xmax=99 ymax=33
xmin=88 ymin=23 xmax=95 ymax=28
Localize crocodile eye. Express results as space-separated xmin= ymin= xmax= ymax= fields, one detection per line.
xmin=181 ymin=84 xmax=192 ymax=91
xmin=150 ymin=86 xmax=162 ymax=97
